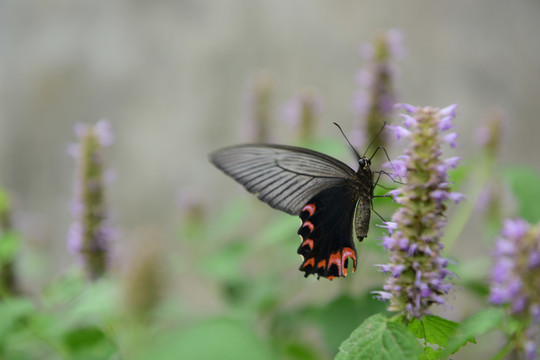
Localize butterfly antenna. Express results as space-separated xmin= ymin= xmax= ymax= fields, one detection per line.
xmin=333 ymin=122 xmax=361 ymax=161
xmin=363 ymin=121 xmax=387 ymax=157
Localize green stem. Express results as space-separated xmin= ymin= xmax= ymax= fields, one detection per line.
xmin=443 ymin=155 xmax=494 ymax=252
xmin=490 ymin=341 xmax=514 ymax=360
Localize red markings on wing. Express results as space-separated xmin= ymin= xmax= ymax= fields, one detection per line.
xmin=300 ymin=247 xmax=357 ymax=279
xmin=302 ymin=203 xmax=316 ymax=217
xmin=301 ymin=238 xmax=314 ymax=250
xmin=302 ymin=257 xmax=315 ymax=269
xmin=302 ymin=221 xmax=314 ymax=233
xmin=297 ymin=201 xmax=357 ymax=280
xmin=341 ymin=247 xmax=357 ymax=276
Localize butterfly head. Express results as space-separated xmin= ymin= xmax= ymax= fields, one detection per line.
xmin=358 ymin=157 xmax=371 ymax=170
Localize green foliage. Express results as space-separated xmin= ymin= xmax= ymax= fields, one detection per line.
xmin=0 ymin=231 xmax=20 ymax=265
xmin=503 ymin=166 xmax=540 ymax=223
xmin=62 ymin=325 xmax=115 ymax=360
xmin=134 ymin=318 xmax=274 ymax=360
xmin=335 ymin=314 xmax=422 ymax=360
xmin=305 ymin=293 xmax=388 ymax=353
xmin=408 ymin=315 xmax=470 ymax=359
xmin=0 ymin=189 xmax=9 ymax=212
xmin=442 ymin=308 xmax=504 ymax=357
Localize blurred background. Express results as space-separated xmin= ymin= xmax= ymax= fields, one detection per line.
xmin=1 ymin=1 xmax=540 ymax=359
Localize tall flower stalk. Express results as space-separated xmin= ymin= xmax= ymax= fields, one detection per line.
xmin=67 ymin=119 xmax=114 ymax=281
xmin=282 ymin=88 xmax=322 ymax=142
xmin=244 ymin=71 xmax=273 ymax=142
xmin=489 ymin=218 xmax=540 ymax=360
xmin=351 ymin=29 xmax=404 ymax=152
xmin=373 ymin=104 xmax=463 ymax=319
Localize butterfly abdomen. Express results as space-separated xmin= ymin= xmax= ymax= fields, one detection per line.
xmin=354 ymin=198 xmax=371 ymax=240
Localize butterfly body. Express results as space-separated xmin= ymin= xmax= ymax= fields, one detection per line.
xmin=210 ymin=144 xmax=374 ymax=279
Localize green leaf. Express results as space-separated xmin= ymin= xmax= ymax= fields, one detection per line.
xmin=281 ymin=341 xmax=320 ymax=360
xmin=335 ymin=314 xmax=422 ymax=360
xmin=62 ymin=325 xmax=115 ymax=360
xmin=0 ymin=298 xmax=35 ymax=342
xmin=442 ymin=308 xmax=504 ymax=356
xmin=503 ymin=166 xmax=540 ymax=223
xmin=408 ymin=315 xmax=462 ymax=359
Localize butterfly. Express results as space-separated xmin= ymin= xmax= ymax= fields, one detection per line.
xmin=209 ymin=125 xmax=380 ymax=280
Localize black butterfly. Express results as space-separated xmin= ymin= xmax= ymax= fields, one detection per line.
xmin=209 ymin=127 xmax=377 ymax=280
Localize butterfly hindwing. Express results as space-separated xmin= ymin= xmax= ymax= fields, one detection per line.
xmin=297 ymin=184 xmax=360 ymax=279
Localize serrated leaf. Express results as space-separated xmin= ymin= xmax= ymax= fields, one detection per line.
xmin=335 ymin=314 xmax=422 ymax=360
xmin=408 ymin=315 xmax=460 ymax=346
xmin=442 ymin=308 xmax=504 ymax=356
xmin=408 ymin=315 xmax=461 ymax=359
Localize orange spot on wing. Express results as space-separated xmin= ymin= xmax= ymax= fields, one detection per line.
xmin=317 ymin=259 xmax=327 ymax=269
xmin=301 ymin=238 xmax=314 ymax=250
xmin=303 ymin=221 xmax=314 ymax=232
xmin=302 ymin=203 xmax=316 ymax=217
xmin=302 ymin=257 xmax=315 ymax=269
xmin=341 ymin=247 xmax=357 ymax=276
xmin=328 ymin=251 xmax=344 ymax=276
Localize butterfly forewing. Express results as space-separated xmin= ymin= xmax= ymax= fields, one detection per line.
xmin=210 ymin=144 xmax=357 ymax=215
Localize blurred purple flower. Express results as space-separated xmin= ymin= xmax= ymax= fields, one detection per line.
xmin=475 ymin=109 xmax=505 ymax=157
xmin=282 ymin=89 xmax=322 ymax=141
xmin=67 ymin=120 xmax=114 ymax=280
xmin=243 ymin=72 xmax=273 ymax=142
xmin=490 ymin=219 xmax=540 ymax=311
xmin=373 ymin=104 xmax=461 ymax=319
xmin=490 ymin=218 xmax=540 ymax=359
xmin=352 ymin=29 xmax=404 ymax=155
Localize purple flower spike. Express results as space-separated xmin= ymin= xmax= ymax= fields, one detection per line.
xmin=378 ymin=221 xmax=398 ymax=233
xmin=352 ymin=29 xmax=403 ymax=157
xmin=448 ymin=192 xmax=466 ymax=204
xmin=67 ymin=120 xmax=115 ymax=280
xmin=442 ymin=133 xmax=458 ymax=147
xmin=376 ymin=104 xmax=461 ymax=319
xmin=490 ymin=218 xmax=540 ymax=358
xmin=501 ymin=218 xmax=529 ymax=240
xmin=94 ymin=119 xmax=114 ymax=147
xmin=282 ymin=89 xmax=322 ymax=141
xmin=387 ymin=124 xmax=411 ymax=140
xmin=399 ymin=114 xmax=417 ymax=128
xmin=371 ymin=291 xmax=393 ymax=302
xmin=385 ymin=29 xmax=405 ymax=59
xmin=439 ymin=103 xmax=458 ymax=118
xmin=394 ymin=103 xmax=417 ymax=113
